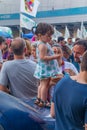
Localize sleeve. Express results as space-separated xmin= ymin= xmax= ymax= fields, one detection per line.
xmin=0 ymin=63 xmax=9 ymax=87
xmin=66 ymin=62 xmax=78 ymax=74
xmin=70 ymin=63 xmax=78 ymax=74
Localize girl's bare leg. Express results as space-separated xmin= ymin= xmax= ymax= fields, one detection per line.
xmin=40 ymin=78 xmax=50 ymax=101
xmin=37 ymin=84 xmax=42 ymax=99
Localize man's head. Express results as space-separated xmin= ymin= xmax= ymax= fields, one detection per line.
xmin=57 ymin=36 xmax=65 ymax=45
xmin=11 ymin=37 xmax=26 ymax=56
xmin=81 ymin=51 xmax=87 ymax=71
xmin=73 ymin=40 xmax=87 ymax=63
xmin=67 ymin=37 xmax=72 ymax=44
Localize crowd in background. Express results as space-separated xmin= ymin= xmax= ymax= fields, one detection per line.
xmin=0 ymin=22 xmax=87 ymax=130
xmin=0 ymin=24 xmax=86 ymax=100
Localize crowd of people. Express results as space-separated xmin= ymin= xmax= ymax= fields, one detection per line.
xmin=0 ymin=22 xmax=87 ymax=130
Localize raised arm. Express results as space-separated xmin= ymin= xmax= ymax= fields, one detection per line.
xmin=38 ymin=44 xmax=60 ymax=61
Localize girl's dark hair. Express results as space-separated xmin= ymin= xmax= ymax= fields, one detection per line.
xmin=35 ymin=23 xmax=54 ymax=35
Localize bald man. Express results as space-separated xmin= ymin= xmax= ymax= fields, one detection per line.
xmin=0 ymin=37 xmax=38 ymax=99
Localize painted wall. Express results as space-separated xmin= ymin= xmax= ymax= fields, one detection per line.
xmin=0 ymin=0 xmax=20 ymax=14
xmin=0 ymin=0 xmax=87 ymax=26
xmin=34 ymin=0 xmax=87 ymax=24
xmin=0 ymin=0 xmax=20 ymax=26
xmin=38 ymin=0 xmax=87 ymax=11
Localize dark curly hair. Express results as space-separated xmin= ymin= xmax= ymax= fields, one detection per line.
xmin=35 ymin=23 xmax=54 ymax=36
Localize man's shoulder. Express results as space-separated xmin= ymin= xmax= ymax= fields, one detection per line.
xmin=55 ymin=76 xmax=72 ymax=94
xmin=2 ymin=59 xmax=36 ymax=71
xmin=3 ymin=60 xmax=14 ymax=66
xmin=4 ymin=59 xmax=36 ymax=65
xmin=2 ymin=60 xmax=16 ymax=70
xmin=28 ymin=59 xmax=36 ymax=64
xmin=27 ymin=59 xmax=36 ymax=67
xmin=56 ymin=76 xmax=70 ymax=86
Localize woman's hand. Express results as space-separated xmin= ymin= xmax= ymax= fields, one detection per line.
xmin=64 ymin=69 xmax=76 ymax=76
xmin=50 ymin=74 xmax=64 ymax=86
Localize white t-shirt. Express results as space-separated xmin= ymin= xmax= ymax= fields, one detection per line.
xmin=59 ymin=61 xmax=78 ymax=74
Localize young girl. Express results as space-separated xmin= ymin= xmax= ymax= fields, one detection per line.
xmin=34 ymin=23 xmax=61 ymax=107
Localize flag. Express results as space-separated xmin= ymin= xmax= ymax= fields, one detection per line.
xmin=80 ymin=22 xmax=87 ymax=39
xmin=76 ymin=28 xmax=82 ymax=38
xmin=20 ymin=14 xmax=36 ymax=30
xmin=20 ymin=0 xmax=40 ymax=17
xmin=64 ymin=26 xmax=70 ymax=39
xmin=52 ymin=27 xmax=63 ymax=40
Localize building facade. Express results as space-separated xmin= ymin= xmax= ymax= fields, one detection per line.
xmin=33 ymin=0 xmax=87 ymax=36
xmin=0 ymin=0 xmax=87 ymax=37
xmin=34 ymin=0 xmax=87 ymax=24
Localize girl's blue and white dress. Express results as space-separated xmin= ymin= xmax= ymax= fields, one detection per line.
xmin=34 ymin=41 xmax=60 ymax=79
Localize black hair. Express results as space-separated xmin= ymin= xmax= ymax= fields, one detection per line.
xmin=74 ymin=39 xmax=87 ymax=51
xmin=57 ymin=36 xmax=64 ymax=43
xmin=68 ymin=37 xmax=72 ymax=40
xmin=75 ymin=38 xmax=80 ymax=42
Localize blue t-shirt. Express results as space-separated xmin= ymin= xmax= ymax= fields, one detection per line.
xmin=72 ymin=61 xmax=80 ymax=72
xmin=53 ymin=76 xmax=87 ymax=130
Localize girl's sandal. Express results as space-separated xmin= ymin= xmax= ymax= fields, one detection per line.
xmin=38 ymin=100 xmax=51 ymax=108
xmin=38 ymin=100 xmax=46 ymax=107
xmin=34 ymin=97 xmax=41 ymax=105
